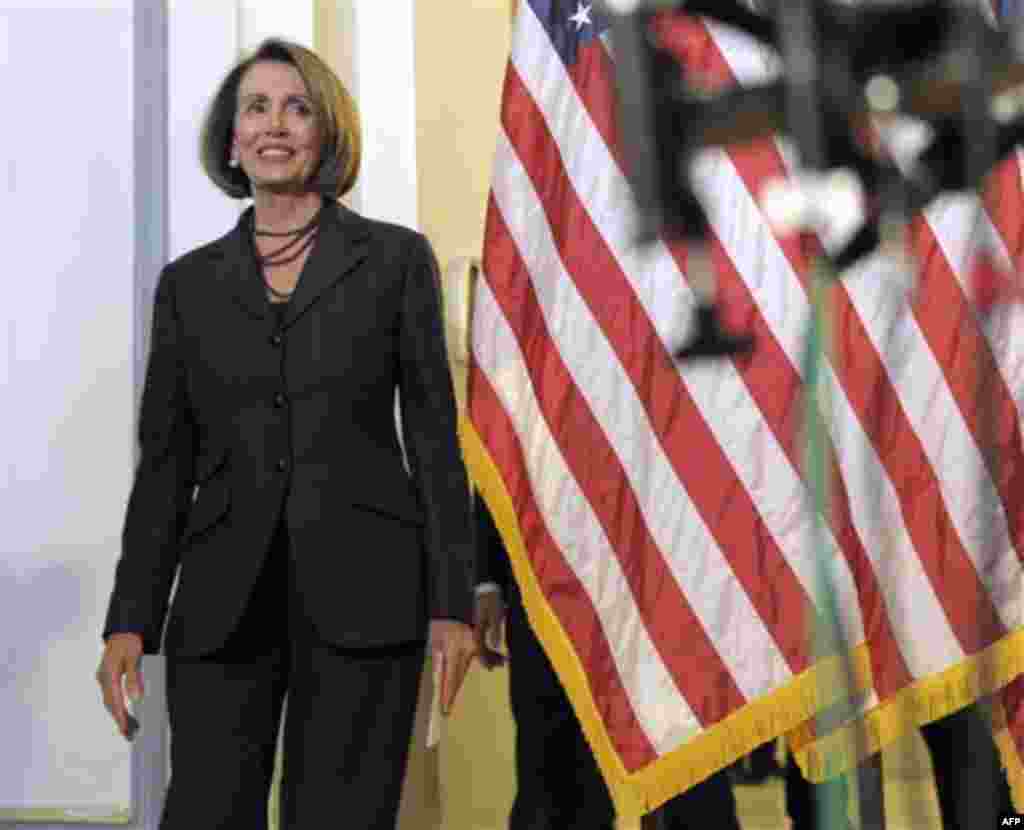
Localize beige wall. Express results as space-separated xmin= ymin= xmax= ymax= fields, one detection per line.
xmin=314 ymin=2 xmax=356 ymax=97
xmin=318 ymin=2 xmax=517 ymax=829
xmin=415 ymin=5 xmax=518 ymax=829
xmin=317 ymin=3 xmax=517 ymax=827
xmin=416 ymin=1 xmax=514 ymax=411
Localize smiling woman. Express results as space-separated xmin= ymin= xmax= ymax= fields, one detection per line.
xmin=233 ymin=63 xmax=322 ymax=194
xmin=200 ymin=39 xmax=360 ymax=203
xmin=194 ymin=40 xmax=363 ymax=301
xmin=96 ymin=36 xmax=477 ymax=830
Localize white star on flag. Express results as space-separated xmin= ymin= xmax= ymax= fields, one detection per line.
xmin=569 ymin=2 xmax=593 ymax=30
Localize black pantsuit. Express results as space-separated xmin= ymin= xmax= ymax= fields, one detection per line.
xmin=160 ymin=522 xmax=425 ymax=830
xmin=104 ymin=202 xmax=475 ymax=827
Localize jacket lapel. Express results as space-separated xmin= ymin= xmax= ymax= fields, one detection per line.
xmin=283 ymin=201 xmax=372 ymax=327
xmin=222 ymin=208 xmax=269 ymax=321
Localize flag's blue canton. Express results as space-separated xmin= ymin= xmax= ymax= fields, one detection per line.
xmin=528 ymin=0 xmax=610 ymax=68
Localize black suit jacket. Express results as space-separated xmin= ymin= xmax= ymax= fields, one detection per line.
xmin=104 ymin=202 xmax=475 ymax=656
xmin=474 ymin=492 xmax=514 ymax=598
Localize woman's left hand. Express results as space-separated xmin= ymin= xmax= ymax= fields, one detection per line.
xmin=428 ymin=618 xmax=476 ymax=715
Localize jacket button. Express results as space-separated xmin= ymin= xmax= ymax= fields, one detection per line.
xmin=273 ymin=392 xmax=286 ymax=408
xmin=269 ymin=332 xmax=283 ymax=347
xmin=276 ymin=459 xmax=288 ymax=472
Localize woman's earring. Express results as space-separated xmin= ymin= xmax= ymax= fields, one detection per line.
xmin=229 ymin=156 xmax=240 ymax=168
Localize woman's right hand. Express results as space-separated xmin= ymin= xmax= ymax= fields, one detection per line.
xmin=97 ymin=633 xmax=144 ymax=740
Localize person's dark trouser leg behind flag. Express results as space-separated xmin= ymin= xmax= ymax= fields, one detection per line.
xmin=505 ymin=584 xmax=614 ymax=828
xmin=475 ymin=493 xmax=741 ymax=829
xmin=505 ymin=583 xmax=741 ymax=830
xmin=920 ymin=703 xmax=1014 ymax=830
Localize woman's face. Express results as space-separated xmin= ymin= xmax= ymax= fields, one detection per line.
xmin=233 ymin=61 xmax=321 ymax=195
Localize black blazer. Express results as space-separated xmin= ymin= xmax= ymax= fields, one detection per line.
xmin=103 ymin=202 xmax=475 ymax=656
xmin=474 ymin=493 xmax=513 ymax=598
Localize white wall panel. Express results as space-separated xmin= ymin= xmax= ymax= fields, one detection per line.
xmin=165 ymin=1 xmax=318 ymax=260
xmin=1 ymin=3 xmax=135 ymax=821
xmin=166 ymin=1 xmax=239 ymax=259
xmin=239 ymin=0 xmax=314 ymax=52
xmin=0 ymin=2 xmax=416 ymax=826
xmin=343 ymin=0 xmax=419 ymax=228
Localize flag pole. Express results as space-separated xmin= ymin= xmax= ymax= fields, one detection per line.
xmin=955 ymin=2 xmax=1003 ymax=824
xmin=775 ymin=1 xmax=886 ymax=826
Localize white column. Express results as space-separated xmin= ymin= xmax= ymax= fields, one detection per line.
xmin=341 ymin=0 xmax=419 ymax=229
xmin=166 ymin=1 xmax=240 ymax=259
xmin=165 ymin=1 xmax=316 ymax=261
xmin=238 ymin=0 xmax=315 ymax=52
xmin=167 ymin=0 xmax=409 ymax=259
xmin=2 ymin=2 xmax=136 ymax=822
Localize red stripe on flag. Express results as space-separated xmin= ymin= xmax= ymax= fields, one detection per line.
xmin=982 ymin=149 xmax=1024 ymax=830
xmin=910 ymin=212 xmax=1024 ymax=568
xmin=502 ymin=62 xmax=816 ymax=677
xmin=986 ymin=155 xmax=1024 ymax=273
xmin=708 ymin=236 xmax=915 ymax=698
xmin=468 ymin=365 xmax=658 ymax=770
xmin=565 ymin=42 xmax=625 ymax=172
xmin=831 ymin=252 xmax=1007 ymax=653
xmin=482 ymin=193 xmax=748 ymax=726
xmin=671 ymin=17 xmax=1008 ymax=655
xmin=698 ymin=138 xmax=918 ymax=697
xmin=582 ymin=17 xmax=913 ymax=697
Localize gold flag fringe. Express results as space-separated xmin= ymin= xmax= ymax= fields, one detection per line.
xmin=459 ymin=418 xmax=916 ymax=817
xmin=460 ymin=417 xmax=1024 ymax=816
xmin=787 ymin=629 xmax=1024 ymax=811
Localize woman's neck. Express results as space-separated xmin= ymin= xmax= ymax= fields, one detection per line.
xmin=251 ymin=191 xmax=323 ymax=234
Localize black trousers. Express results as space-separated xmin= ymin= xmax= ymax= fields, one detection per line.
xmin=160 ymin=522 xmax=425 ymax=830
xmin=920 ymin=703 xmax=1014 ymax=830
xmin=784 ymin=751 xmax=853 ymax=830
xmin=784 ymin=703 xmax=1014 ymax=830
xmin=505 ymin=587 xmax=741 ymax=830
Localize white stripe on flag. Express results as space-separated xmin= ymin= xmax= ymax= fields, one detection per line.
xmin=493 ymin=130 xmax=793 ymax=701
xmin=512 ymin=10 xmax=866 ymax=655
xmin=842 ymin=251 xmax=1024 ymax=629
xmin=926 ymin=192 xmax=1024 ymax=427
xmin=699 ymin=143 xmax=966 ymax=676
xmin=820 ymin=259 xmax=967 ymax=676
xmin=472 ymin=276 xmax=700 ymax=753
xmin=695 ymin=22 xmax=972 ymax=675
xmin=703 ymin=18 xmax=780 ymax=87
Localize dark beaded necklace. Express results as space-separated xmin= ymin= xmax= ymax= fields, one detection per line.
xmin=264 ymin=278 xmax=296 ymax=301
xmin=254 ymin=211 xmax=321 ymax=238
xmin=251 ymin=207 xmax=322 ymax=299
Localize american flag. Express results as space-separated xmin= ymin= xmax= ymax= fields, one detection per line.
xmin=463 ymin=0 xmax=1024 ymax=817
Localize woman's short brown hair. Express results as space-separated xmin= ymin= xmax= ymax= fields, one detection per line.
xmin=200 ymin=38 xmax=361 ymax=199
